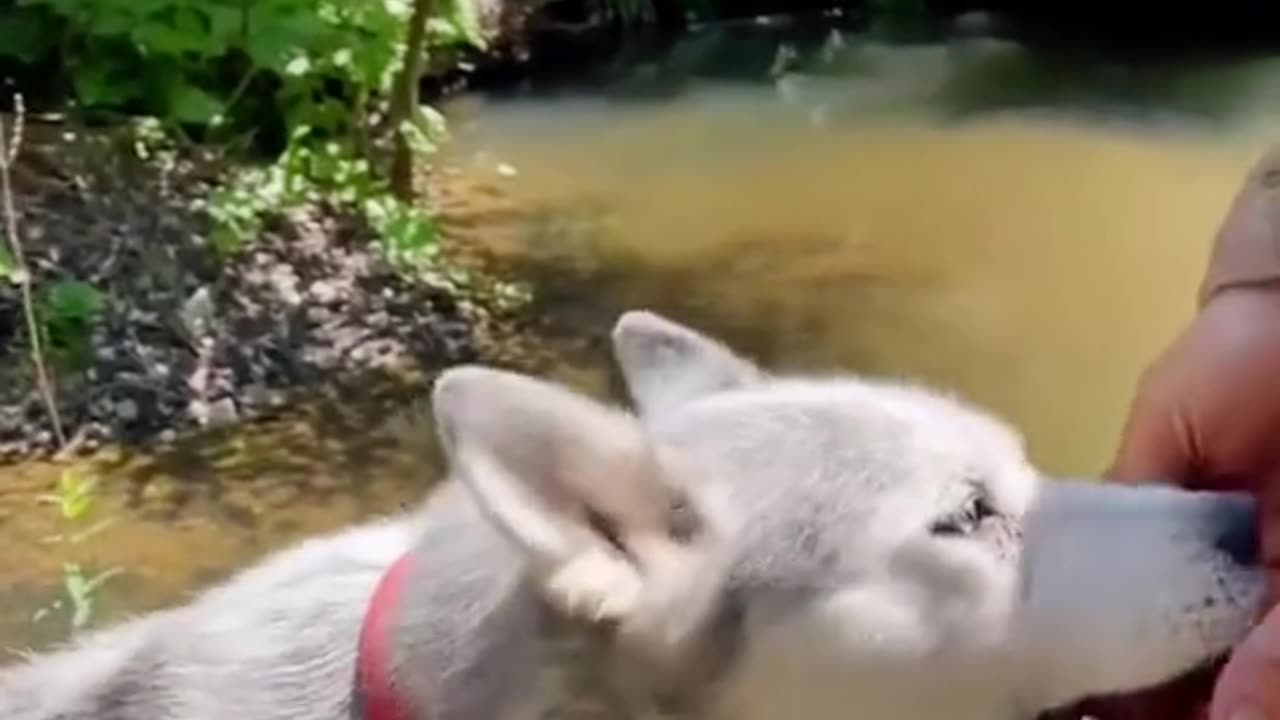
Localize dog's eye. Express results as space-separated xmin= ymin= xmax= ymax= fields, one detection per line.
xmin=930 ymin=494 xmax=996 ymax=536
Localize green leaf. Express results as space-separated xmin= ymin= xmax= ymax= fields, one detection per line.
xmin=62 ymin=563 xmax=95 ymax=630
xmin=283 ymin=54 xmax=313 ymax=77
xmin=204 ymin=4 xmax=244 ymax=44
xmin=0 ymin=7 xmax=61 ymax=63
xmin=168 ymin=85 xmax=226 ymax=124
xmin=44 ymin=280 xmax=105 ymax=325
xmin=437 ymin=0 xmax=487 ymax=49
xmin=0 ymin=242 xmax=18 ymax=284
xmin=86 ymin=5 xmax=142 ymax=37
xmin=56 ymin=468 xmax=98 ymax=521
xmin=72 ymin=58 xmax=143 ymax=109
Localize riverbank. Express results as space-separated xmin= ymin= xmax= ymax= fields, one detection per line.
xmin=0 ymin=117 xmax=555 ymax=464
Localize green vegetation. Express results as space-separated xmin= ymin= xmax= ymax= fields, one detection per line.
xmin=0 ymin=0 xmax=496 ymax=453
xmin=33 ymin=467 xmax=121 ymax=633
xmin=1 ymin=0 xmax=486 ymax=262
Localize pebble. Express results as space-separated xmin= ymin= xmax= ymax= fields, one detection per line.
xmin=206 ymin=398 xmax=238 ymax=428
xmin=114 ymin=399 xmax=139 ymax=423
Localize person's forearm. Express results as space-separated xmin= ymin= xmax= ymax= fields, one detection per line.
xmin=1199 ymin=146 xmax=1280 ymax=307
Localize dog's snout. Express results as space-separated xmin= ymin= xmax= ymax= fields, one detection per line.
xmin=1211 ymin=495 xmax=1260 ymax=567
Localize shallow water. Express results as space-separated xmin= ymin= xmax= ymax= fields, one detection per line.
xmin=6 ymin=27 xmax=1280 ymax=652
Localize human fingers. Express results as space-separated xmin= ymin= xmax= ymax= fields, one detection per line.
xmin=1209 ymin=607 xmax=1280 ymax=720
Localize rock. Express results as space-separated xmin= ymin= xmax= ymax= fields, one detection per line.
xmin=305 ymin=305 xmax=331 ymax=325
xmin=241 ymin=383 xmax=271 ymax=409
xmin=114 ymin=398 xmax=139 ymax=423
xmin=308 ymin=279 xmax=341 ymax=305
xmin=187 ymin=399 xmax=209 ymax=425
xmin=188 ymin=395 xmax=238 ymax=427
xmin=205 ymin=397 xmax=238 ymax=427
xmin=180 ymin=286 xmax=215 ymax=340
xmin=268 ymin=263 xmax=302 ymax=306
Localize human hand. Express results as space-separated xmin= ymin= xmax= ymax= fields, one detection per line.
xmin=1108 ymin=285 xmax=1280 ymax=504
xmin=1054 ymin=145 xmax=1280 ymax=720
xmin=1088 ymin=285 xmax=1280 ymax=720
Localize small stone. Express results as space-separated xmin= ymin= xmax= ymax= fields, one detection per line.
xmin=114 ymin=398 xmax=139 ymax=423
xmin=269 ymin=264 xmax=302 ymax=306
xmin=242 ymin=383 xmax=271 ymax=408
xmin=180 ymin=287 xmax=215 ymax=340
xmin=159 ymin=429 xmax=177 ymax=443
xmin=305 ymin=306 xmax=331 ymax=324
xmin=308 ymin=279 xmax=341 ymax=304
xmin=206 ymin=397 xmax=238 ymax=427
xmin=187 ymin=399 xmax=208 ymax=425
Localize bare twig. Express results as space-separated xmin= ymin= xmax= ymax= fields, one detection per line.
xmin=1 ymin=94 xmax=67 ymax=448
xmin=4 ymin=97 xmax=22 ymax=165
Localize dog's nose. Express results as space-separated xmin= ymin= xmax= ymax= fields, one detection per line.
xmin=1212 ymin=494 xmax=1260 ymax=567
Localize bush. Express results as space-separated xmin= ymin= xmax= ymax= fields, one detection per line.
xmin=2 ymin=0 xmax=483 ymax=137
xmin=4 ymin=0 xmax=490 ymax=272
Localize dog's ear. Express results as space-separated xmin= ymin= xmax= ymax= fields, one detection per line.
xmin=610 ymin=310 xmax=763 ymax=418
xmin=432 ymin=365 xmax=730 ymax=637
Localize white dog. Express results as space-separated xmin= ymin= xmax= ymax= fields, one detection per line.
xmin=0 ymin=310 xmax=1264 ymax=720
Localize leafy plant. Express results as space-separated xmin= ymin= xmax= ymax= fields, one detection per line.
xmin=37 ymin=466 xmax=100 ymax=522
xmin=39 ymin=278 xmax=106 ymax=372
xmin=60 ymin=562 xmax=125 ymax=631
xmin=11 ymin=0 xmax=479 ymax=131
xmin=33 ymin=468 xmax=122 ymax=633
xmin=10 ymin=0 xmax=486 ymax=281
xmin=203 ymin=120 xmax=444 ymax=269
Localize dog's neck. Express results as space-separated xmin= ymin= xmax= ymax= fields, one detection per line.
xmin=356 ymin=506 xmax=738 ymax=720
xmin=365 ymin=579 xmax=715 ymax=719
xmin=353 ymin=552 xmax=417 ymax=720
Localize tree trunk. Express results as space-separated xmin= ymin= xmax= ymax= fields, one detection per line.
xmin=390 ymin=0 xmax=437 ymax=200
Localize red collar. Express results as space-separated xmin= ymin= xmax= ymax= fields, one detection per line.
xmin=354 ymin=552 xmax=418 ymax=720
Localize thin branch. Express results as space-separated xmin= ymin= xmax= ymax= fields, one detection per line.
xmin=1 ymin=94 xmax=67 ymax=448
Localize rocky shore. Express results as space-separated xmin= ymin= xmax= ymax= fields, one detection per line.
xmin=0 ymin=121 xmax=517 ymax=463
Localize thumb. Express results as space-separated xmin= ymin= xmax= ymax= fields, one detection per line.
xmin=1209 ymin=607 xmax=1280 ymax=720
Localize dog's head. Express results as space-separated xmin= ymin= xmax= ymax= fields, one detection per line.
xmin=430 ymin=309 xmax=1265 ymax=718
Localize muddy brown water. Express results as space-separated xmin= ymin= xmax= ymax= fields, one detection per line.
xmin=6 ymin=33 xmax=1280 ymax=653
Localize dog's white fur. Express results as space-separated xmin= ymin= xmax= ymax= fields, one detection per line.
xmin=0 ymin=310 xmax=1265 ymax=720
